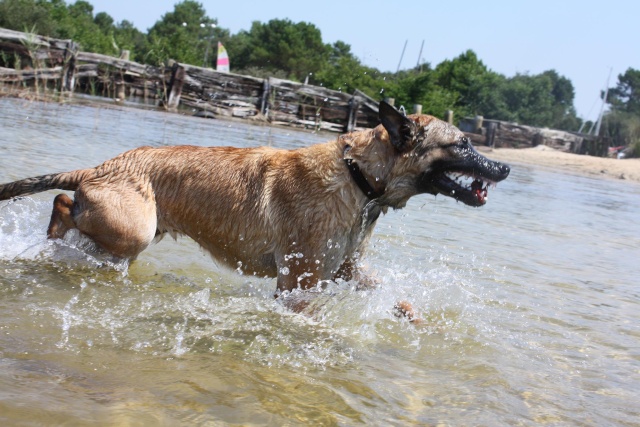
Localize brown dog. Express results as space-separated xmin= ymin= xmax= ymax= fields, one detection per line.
xmin=0 ymin=101 xmax=509 ymax=302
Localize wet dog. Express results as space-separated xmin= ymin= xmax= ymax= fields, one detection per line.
xmin=0 ymin=101 xmax=509 ymax=314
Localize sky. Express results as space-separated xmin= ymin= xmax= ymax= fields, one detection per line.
xmin=88 ymin=0 xmax=639 ymax=123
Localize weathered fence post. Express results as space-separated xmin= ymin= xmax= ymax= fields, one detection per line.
xmin=384 ymin=97 xmax=395 ymax=106
xmin=60 ymin=40 xmax=78 ymax=94
xmin=532 ymin=132 xmax=544 ymax=147
xmin=445 ymin=110 xmax=454 ymax=124
xmin=165 ymin=62 xmax=185 ymax=111
xmin=413 ymin=104 xmax=422 ymax=114
xmin=346 ymin=96 xmax=360 ymax=132
xmin=486 ymin=121 xmax=497 ymax=148
xmin=474 ymin=115 xmax=484 ymax=133
xmin=260 ymin=78 xmax=271 ymax=117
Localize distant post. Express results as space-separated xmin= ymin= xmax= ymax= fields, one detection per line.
xmin=486 ymin=122 xmax=497 ymax=149
xmin=474 ymin=115 xmax=484 ymax=133
xmin=260 ymin=78 xmax=271 ymax=117
xmin=412 ymin=104 xmax=422 ymax=115
xmin=445 ymin=110 xmax=453 ymax=124
xmin=60 ymin=41 xmax=78 ymax=94
xmin=384 ymin=97 xmax=395 ymax=106
xmin=346 ymin=97 xmax=360 ymax=132
xmin=166 ymin=63 xmax=186 ymax=111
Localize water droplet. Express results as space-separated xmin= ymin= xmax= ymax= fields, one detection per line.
xmin=279 ymin=267 xmax=290 ymax=276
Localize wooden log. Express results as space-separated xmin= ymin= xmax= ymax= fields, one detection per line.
xmin=0 ymin=66 xmax=63 ymax=81
xmin=462 ymin=131 xmax=487 ymax=145
xmin=76 ymin=51 xmax=158 ymax=76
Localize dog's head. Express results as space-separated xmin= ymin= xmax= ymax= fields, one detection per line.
xmin=376 ymin=101 xmax=510 ymax=208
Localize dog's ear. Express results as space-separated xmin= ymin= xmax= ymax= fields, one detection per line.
xmin=379 ymin=100 xmax=418 ymax=152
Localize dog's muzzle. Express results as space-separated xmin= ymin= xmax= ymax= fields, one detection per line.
xmin=418 ymin=147 xmax=510 ymax=207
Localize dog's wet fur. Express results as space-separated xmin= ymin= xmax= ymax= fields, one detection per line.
xmin=0 ymin=101 xmax=509 ymax=314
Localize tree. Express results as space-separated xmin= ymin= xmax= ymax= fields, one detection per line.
xmin=147 ymin=0 xmax=227 ymax=66
xmin=604 ymin=68 xmax=640 ymax=157
xmin=608 ymin=68 xmax=640 ymax=114
xmin=432 ymin=50 xmax=493 ymax=116
xmin=113 ymin=20 xmax=147 ymax=61
xmin=0 ymin=0 xmax=57 ymax=36
xmin=46 ymin=0 xmax=117 ymax=54
xmin=228 ymin=19 xmax=329 ymax=81
xmin=314 ymin=41 xmax=388 ymax=97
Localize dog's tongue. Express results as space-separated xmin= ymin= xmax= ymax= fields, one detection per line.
xmin=471 ymin=179 xmax=488 ymax=204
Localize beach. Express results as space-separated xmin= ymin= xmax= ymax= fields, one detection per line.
xmin=480 ymin=145 xmax=640 ymax=183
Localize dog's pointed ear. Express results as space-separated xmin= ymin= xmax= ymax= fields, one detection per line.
xmin=379 ymin=100 xmax=418 ymax=152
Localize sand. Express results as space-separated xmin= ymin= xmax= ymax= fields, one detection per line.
xmin=478 ymin=146 xmax=640 ymax=184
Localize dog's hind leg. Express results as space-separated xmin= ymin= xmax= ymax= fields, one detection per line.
xmin=47 ymin=194 xmax=76 ymax=239
xmin=66 ymin=182 xmax=158 ymax=260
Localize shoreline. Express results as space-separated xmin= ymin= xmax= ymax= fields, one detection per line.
xmin=478 ymin=145 xmax=640 ymax=184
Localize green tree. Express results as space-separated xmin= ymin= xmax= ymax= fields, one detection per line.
xmin=57 ymin=1 xmax=115 ymax=53
xmin=604 ymin=68 xmax=640 ymax=157
xmin=113 ymin=20 xmax=147 ymax=61
xmin=229 ymin=19 xmax=329 ymax=81
xmin=0 ymin=0 xmax=57 ymax=36
xmin=431 ymin=50 xmax=494 ymax=116
xmin=314 ymin=41 xmax=388 ymax=97
xmin=608 ymin=68 xmax=640 ymax=114
xmin=147 ymin=0 xmax=227 ymax=67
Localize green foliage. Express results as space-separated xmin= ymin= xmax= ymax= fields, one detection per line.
xmin=604 ymin=68 xmax=640 ymax=157
xmin=608 ymin=68 xmax=640 ymax=115
xmin=229 ymin=19 xmax=329 ymax=81
xmin=146 ymin=0 xmax=223 ymax=66
xmin=0 ymin=0 xmax=58 ymax=36
xmin=314 ymin=41 xmax=388 ymax=96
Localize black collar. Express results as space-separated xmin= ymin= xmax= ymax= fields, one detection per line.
xmin=343 ymin=145 xmax=383 ymax=199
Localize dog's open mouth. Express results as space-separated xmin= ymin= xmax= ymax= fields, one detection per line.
xmin=419 ymin=151 xmax=510 ymax=207
xmin=432 ymin=171 xmax=496 ymax=207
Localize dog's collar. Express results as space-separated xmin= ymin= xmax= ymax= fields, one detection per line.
xmin=343 ymin=145 xmax=383 ymax=199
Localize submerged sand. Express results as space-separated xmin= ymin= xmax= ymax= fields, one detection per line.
xmin=479 ymin=146 xmax=640 ymax=183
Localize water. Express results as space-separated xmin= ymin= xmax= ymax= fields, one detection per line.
xmin=1 ymin=98 xmax=639 ymax=426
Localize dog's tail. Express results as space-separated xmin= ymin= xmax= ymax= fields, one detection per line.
xmin=0 ymin=169 xmax=93 ymax=201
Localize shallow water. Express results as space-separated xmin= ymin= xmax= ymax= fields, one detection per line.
xmin=1 ymin=98 xmax=639 ymax=426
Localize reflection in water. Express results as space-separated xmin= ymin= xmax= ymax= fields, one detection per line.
xmin=1 ymin=98 xmax=639 ymax=425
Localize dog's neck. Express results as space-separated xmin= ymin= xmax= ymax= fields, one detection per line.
xmin=343 ymin=144 xmax=383 ymax=200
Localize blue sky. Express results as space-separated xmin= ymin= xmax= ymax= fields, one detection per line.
xmin=89 ymin=0 xmax=639 ymax=123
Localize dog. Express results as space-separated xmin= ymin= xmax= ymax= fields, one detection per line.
xmin=0 ymin=101 xmax=509 ymax=314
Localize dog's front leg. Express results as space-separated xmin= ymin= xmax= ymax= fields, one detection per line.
xmin=333 ymin=258 xmax=379 ymax=290
xmin=275 ymin=253 xmax=321 ymax=313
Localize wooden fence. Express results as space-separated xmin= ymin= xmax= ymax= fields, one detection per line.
xmin=0 ymin=27 xmax=379 ymax=133
xmin=458 ymin=116 xmax=609 ymax=156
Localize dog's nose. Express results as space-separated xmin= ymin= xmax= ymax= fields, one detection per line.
xmin=498 ymin=163 xmax=510 ymax=177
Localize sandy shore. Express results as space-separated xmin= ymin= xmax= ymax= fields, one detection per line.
xmin=479 ymin=146 xmax=640 ymax=184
